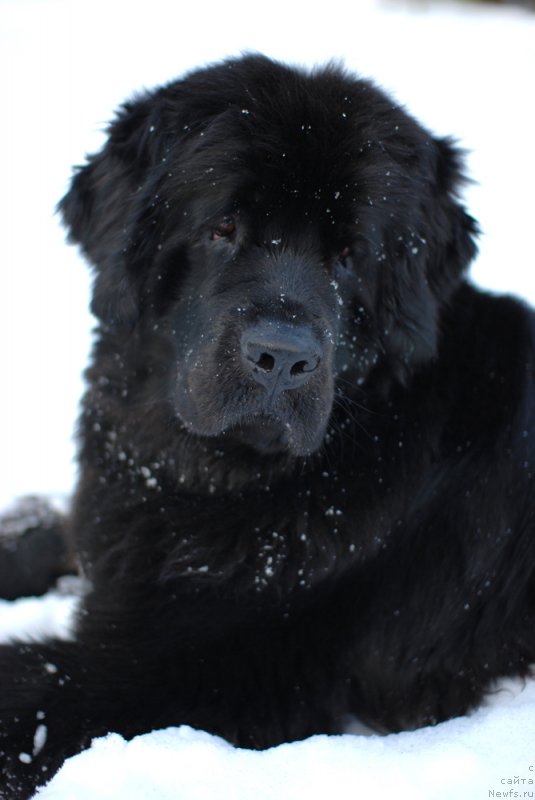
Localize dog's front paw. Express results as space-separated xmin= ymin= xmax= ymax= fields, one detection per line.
xmin=0 ymin=496 xmax=73 ymax=599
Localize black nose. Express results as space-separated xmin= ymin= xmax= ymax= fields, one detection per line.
xmin=241 ymin=321 xmax=322 ymax=395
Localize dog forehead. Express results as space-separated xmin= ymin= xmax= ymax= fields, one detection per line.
xmin=172 ymin=116 xmax=362 ymax=229
xmin=165 ymin=63 xmax=381 ymax=188
xmin=154 ymin=58 xmax=434 ymax=243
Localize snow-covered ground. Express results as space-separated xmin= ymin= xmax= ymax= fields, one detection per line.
xmin=1 ymin=0 xmax=535 ymax=798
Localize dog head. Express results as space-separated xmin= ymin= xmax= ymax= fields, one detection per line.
xmin=60 ymin=55 xmax=477 ymax=457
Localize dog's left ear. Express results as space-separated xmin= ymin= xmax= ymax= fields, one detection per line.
xmin=58 ymin=95 xmax=166 ymax=328
xmin=378 ymin=135 xmax=478 ymax=378
xmin=427 ymin=136 xmax=479 ymax=290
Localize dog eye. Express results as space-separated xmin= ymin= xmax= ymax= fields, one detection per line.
xmin=337 ymin=246 xmax=351 ymax=266
xmin=211 ymin=219 xmax=236 ymax=241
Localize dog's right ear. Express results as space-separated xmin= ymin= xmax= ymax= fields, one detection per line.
xmin=58 ymin=96 xmax=164 ymax=328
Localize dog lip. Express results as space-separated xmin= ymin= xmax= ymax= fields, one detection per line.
xmin=223 ymin=414 xmax=292 ymax=454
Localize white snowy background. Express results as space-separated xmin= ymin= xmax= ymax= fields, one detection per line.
xmin=1 ymin=0 xmax=535 ymax=797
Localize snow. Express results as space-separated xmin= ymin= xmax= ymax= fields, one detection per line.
xmin=1 ymin=0 xmax=535 ymax=798
xmin=30 ymin=691 xmax=535 ymax=800
xmin=0 ymin=578 xmax=80 ymax=644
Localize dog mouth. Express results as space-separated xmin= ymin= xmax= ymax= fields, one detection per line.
xmin=222 ymin=415 xmax=292 ymax=455
xmin=178 ymin=393 xmax=330 ymax=456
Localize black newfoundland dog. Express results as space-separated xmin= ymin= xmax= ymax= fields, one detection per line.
xmin=1 ymin=54 xmax=535 ymax=797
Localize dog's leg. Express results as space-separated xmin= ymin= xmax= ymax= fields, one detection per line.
xmin=0 ymin=640 xmax=100 ymax=799
xmin=0 ymin=497 xmax=75 ymax=600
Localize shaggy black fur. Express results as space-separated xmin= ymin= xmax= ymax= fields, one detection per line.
xmin=1 ymin=54 xmax=535 ymax=797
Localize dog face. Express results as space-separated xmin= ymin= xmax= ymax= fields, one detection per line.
xmin=60 ymin=55 xmax=477 ymax=457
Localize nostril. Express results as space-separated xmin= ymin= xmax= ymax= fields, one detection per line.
xmin=256 ymin=352 xmax=275 ymax=372
xmin=240 ymin=322 xmax=324 ymax=395
xmin=290 ymin=360 xmax=309 ymax=376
